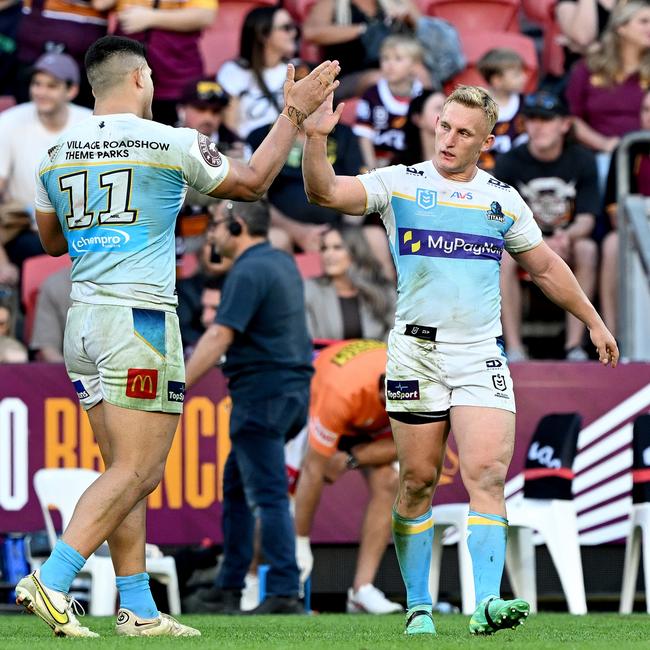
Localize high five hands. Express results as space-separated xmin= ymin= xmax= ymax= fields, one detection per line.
xmin=282 ymin=60 xmax=341 ymax=129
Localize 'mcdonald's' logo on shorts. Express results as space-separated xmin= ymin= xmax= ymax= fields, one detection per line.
xmin=386 ymin=379 xmax=420 ymax=400
xmin=398 ymin=228 xmax=503 ymax=261
xmin=126 ymin=368 xmax=158 ymax=399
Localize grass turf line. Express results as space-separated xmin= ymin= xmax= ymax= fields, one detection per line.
xmin=1 ymin=613 xmax=649 ymax=648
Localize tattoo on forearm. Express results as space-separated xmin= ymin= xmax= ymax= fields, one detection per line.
xmin=286 ymin=105 xmax=307 ymax=127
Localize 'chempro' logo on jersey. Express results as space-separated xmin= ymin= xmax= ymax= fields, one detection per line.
xmin=126 ymin=368 xmax=158 ymax=400
xmin=72 ymin=379 xmax=89 ymax=399
xmin=416 ymin=188 xmax=437 ymax=210
xmin=67 ymin=225 xmax=144 ymax=257
xmin=486 ymin=201 xmax=505 ymax=222
xmin=399 ymin=228 xmax=504 ymax=261
xmin=386 ymin=379 xmax=420 ymax=400
xmin=167 ymin=381 xmax=185 ymax=403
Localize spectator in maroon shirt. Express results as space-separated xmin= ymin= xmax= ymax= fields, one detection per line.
xmin=566 ymin=1 xmax=650 ymax=188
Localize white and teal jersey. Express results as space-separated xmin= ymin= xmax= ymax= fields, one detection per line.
xmin=357 ymin=162 xmax=542 ymax=343
xmin=35 ymin=114 xmax=230 ymax=310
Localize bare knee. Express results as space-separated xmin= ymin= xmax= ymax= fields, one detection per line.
xmin=113 ymin=460 xmax=165 ymax=499
xmin=463 ymin=460 xmax=507 ymax=503
xmin=573 ymin=238 xmax=598 ymax=271
xmin=398 ymin=464 xmax=438 ymax=508
xmin=370 ymin=465 xmax=399 ymax=499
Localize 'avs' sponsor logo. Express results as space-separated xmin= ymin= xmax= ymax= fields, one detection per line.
xmin=167 ymin=380 xmax=185 ymax=403
xmin=73 ymin=379 xmax=89 ymax=399
xmin=416 ymin=188 xmax=437 ymax=210
xmin=486 ymin=201 xmax=505 ymax=223
xmin=399 ymin=228 xmax=503 ymax=261
xmin=406 ymin=166 xmax=424 ymax=176
xmin=527 ymin=441 xmax=562 ymax=469
xmin=386 ymin=379 xmax=420 ymax=400
xmin=487 ymin=177 xmax=510 ymax=191
xmin=450 ymin=191 xmax=472 ymax=200
xmin=68 ymin=226 xmax=134 ymax=256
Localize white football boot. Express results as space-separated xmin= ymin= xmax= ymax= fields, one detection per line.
xmin=15 ymin=569 xmax=99 ymax=638
xmin=115 ymin=608 xmax=201 ymax=637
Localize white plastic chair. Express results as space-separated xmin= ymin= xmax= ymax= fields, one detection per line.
xmin=620 ymin=503 xmax=650 ymax=613
xmin=33 ymin=468 xmax=181 ymax=615
xmin=429 ymin=503 xmax=475 ymax=614
xmin=506 ymin=495 xmax=587 ymax=614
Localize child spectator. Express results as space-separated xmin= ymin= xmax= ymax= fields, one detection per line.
xmin=477 ymin=48 xmax=528 ymax=171
xmin=353 ymin=34 xmax=423 ymax=169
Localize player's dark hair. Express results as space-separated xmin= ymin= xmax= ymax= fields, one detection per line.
xmin=395 ymin=89 xmax=438 ymax=166
xmin=477 ymin=48 xmax=524 ymax=84
xmin=228 ymin=200 xmax=270 ymax=237
xmin=85 ymin=36 xmax=147 ymax=94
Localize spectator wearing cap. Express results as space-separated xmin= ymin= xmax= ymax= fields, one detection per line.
xmin=0 ymin=53 xmax=90 ymax=288
xmin=494 ymin=92 xmax=600 ymax=361
xmin=14 ymin=0 xmax=109 ymax=107
xmin=99 ymin=0 xmax=217 ymax=125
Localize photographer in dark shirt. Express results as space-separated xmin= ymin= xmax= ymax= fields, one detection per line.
xmin=185 ymin=200 xmax=313 ymax=614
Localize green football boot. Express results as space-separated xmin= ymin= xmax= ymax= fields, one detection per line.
xmin=404 ymin=605 xmax=436 ymax=635
xmin=468 ymin=596 xmax=529 ymax=635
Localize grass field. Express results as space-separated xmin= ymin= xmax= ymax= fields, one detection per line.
xmin=1 ymin=612 xmax=650 ymax=649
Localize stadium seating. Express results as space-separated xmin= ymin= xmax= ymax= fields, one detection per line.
xmin=0 ymin=95 xmax=15 ymax=113
xmin=199 ymin=2 xmax=263 ymax=77
xmin=620 ymin=415 xmax=650 ymax=614
xmin=21 ymin=254 xmax=72 ymax=345
xmin=294 ymin=251 xmax=323 ymax=278
xmin=420 ymin=0 xmax=521 ymax=34
xmin=521 ymin=0 xmax=565 ymax=76
xmin=445 ymin=31 xmax=539 ymax=94
xmin=33 ymin=468 xmax=182 ymax=616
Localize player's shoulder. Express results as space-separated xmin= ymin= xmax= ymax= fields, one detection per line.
xmin=476 ymin=168 xmax=528 ymax=210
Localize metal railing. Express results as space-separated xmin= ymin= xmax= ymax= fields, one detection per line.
xmin=616 ymin=132 xmax=650 ymax=361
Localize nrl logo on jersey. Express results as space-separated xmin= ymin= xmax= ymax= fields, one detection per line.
xmin=416 ymin=188 xmax=437 ymax=210
xmin=486 ymin=201 xmax=505 ymax=223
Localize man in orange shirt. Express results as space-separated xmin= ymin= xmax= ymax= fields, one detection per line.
xmin=293 ymin=339 xmax=402 ymax=614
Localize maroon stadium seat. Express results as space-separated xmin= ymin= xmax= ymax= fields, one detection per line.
xmin=420 ymin=0 xmax=521 ymax=33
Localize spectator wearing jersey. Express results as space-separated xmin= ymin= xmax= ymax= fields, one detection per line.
xmin=14 ymin=0 xmax=109 ymax=107
xmin=353 ymin=34 xmax=423 ymax=169
xmin=304 ymin=225 xmax=395 ymax=342
xmin=599 ymin=88 xmax=650 ymax=338
xmin=103 ymin=0 xmax=217 ymax=125
xmin=394 ymin=89 xmax=445 ymax=166
xmin=218 ymin=6 xmax=297 ymax=139
xmin=477 ymin=48 xmax=527 ymax=172
xmin=566 ymin=1 xmax=650 ymax=188
xmin=294 ymin=340 xmax=402 ymax=615
xmin=495 ymin=92 xmax=600 ymax=361
xmin=303 ymin=0 xmax=421 ymax=99
xmin=0 ymin=53 xmax=90 ymax=284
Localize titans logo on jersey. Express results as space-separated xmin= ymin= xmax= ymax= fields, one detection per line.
xmin=357 ymin=162 xmax=543 ymax=343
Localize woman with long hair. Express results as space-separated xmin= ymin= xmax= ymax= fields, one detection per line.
xmin=566 ymin=0 xmax=650 ymax=182
xmin=304 ymin=225 xmax=395 ymax=341
xmin=217 ymin=6 xmax=297 ymax=138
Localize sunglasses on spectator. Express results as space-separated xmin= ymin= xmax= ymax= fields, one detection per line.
xmin=274 ymin=22 xmax=297 ymax=32
xmin=523 ymin=93 xmax=564 ymax=112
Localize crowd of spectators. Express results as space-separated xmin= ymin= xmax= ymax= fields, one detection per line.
xmin=0 ymin=0 xmax=648 ymax=363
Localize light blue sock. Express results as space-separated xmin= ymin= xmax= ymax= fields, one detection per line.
xmin=467 ymin=510 xmax=508 ymax=604
xmin=116 ymin=573 xmax=158 ymax=619
xmin=39 ymin=539 xmax=86 ymax=593
xmin=392 ymin=508 xmax=434 ymax=609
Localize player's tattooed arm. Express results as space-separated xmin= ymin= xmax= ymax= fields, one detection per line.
xmin=282 ymin=105 xmax=308 ymax=129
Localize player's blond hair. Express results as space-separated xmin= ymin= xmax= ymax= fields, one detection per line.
xmin=444 ymin=85 xmax=499 ymax=133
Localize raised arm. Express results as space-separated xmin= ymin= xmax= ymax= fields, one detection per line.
xmin=211 ymin=60 xmax=340 ymax=201
xmin=555 ymin=0 xmax=600 ymax=50
xmin=302 ymin=95 xmax=368 ymax=215
xmin=513 ymin=241 xmax=618 ymax=366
